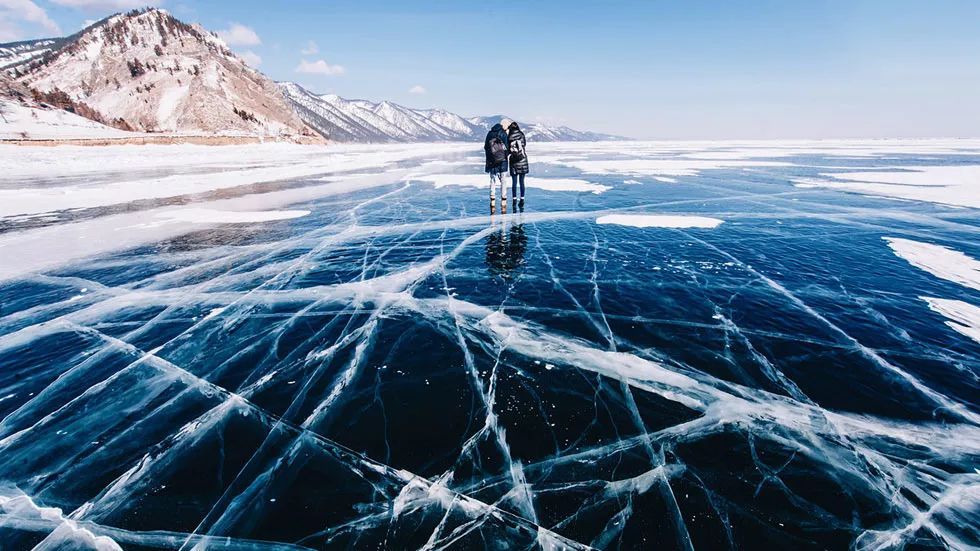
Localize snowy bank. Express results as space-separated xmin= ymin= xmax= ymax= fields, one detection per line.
xmin=0 ymin=100 xmax=133 ymax=140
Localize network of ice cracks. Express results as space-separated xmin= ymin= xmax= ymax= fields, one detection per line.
xmin=0 ymin=141 xmax=978 ymax=550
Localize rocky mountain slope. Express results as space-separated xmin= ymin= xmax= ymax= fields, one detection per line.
xmin=0 ymin=38 xmax=67 ymax=72
xmin=280 ymin=81 xmax=623 ymax=142
xmin=3 ymin=9 xmax=313 ymax=138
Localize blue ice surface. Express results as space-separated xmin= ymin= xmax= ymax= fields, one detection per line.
xmin=0 ymin=146 xmax=978 ymax=550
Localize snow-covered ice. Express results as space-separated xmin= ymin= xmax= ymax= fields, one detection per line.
xmin=554 ymin=158 xmax=792 ymax=177
xmin=596 ymin=214 xmax=724 ymax=228
xmin=885 ymin=237 xmax=980 ymax=291
xmin=0 ymin=139 xmax=979 ymax=550
xmin=158 ymin=208 xmax=311 ymax=224
xmin=416 ymin=173 xmax=610 ymax=194
xmin=794 ymin=165 xmax=980 ymax=209
xmin=922 ymin=297 xmax=980 ymax=345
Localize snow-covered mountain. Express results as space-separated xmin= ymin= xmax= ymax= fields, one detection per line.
xmin=0 ymin=38 xmax=67 ymax=72
xmin=280 ymin=81 xmax=624 ymax=143
xmin=2 ymin=9 xmax=313 ymax=137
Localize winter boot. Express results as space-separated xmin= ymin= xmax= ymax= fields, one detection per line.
xmin=490 ymin=198 xmax=496 ymax=215
xmin=501 ymin=197 xmax=507 ymax=214
xmin=518 ymin=197 xmax=525 ymax=212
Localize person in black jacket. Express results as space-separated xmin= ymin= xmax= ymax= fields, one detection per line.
xmin=506 ymin=121 xmax=529 ymax=211
xmin=484 ymin=119 xmax=511 ymax=214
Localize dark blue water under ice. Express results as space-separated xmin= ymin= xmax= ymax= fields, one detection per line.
xmin=0 ymin=147 xmax=978 ymax=550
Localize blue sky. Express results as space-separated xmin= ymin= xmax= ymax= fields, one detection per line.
xmin=4 ymin=0 xmax=980 ymax=138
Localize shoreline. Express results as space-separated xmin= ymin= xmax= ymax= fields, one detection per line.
xmin=0 ymin=134 xmax=328 ymax=147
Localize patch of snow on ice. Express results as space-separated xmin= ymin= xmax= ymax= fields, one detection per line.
xmin=0 ymin=143 xmax=471 ymax=218
xmin=796 ymin=166 xmax=980 ymax=209
xmin=557 ymin=158 xmax=790 ymax=177
xmin=417 ymin=174 xmax=610 ymax=194
xmin=158 ymin=208 xmax=310 ymax=224
xmin=922 ymin=297 xmax=980 ymax=344
xmin=596 ymin=214 xmax=724 ymax=229
xmin=885 ymin=238 xmax=980 ymax=292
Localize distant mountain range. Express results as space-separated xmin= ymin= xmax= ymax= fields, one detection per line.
xmin=279 ymin=81 xmax=623 ymax=142
xmin=0 ymin=8 xmax=623 ymax=142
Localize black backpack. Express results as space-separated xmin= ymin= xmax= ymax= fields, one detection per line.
xmin=489 ymin=136 xmax=507 ymax=164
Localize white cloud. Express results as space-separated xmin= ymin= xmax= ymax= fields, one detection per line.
xmin=50 ymin=0 xmax=153 ymax=8
xmin=300 ymin=40 xmax=318 ymax=55
xmin=216 ymin=22 xmax=261 ymax=46
xmin=81 ymin=18 xmax=95 ymax=28
xmin=408 ymin=85 xmax=427 ymax=95
xmin=295 ymin=59 xmax=345 ymax=76
xmin=0 ymin=0 xmax=62 ymax=40
xmin=238 ymin=49 xmax=261 ymax=67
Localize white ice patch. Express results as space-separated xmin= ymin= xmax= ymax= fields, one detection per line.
xmin=886 ymin=237 xmax=980 ymax=345
xmin=795 ymin=165 xmax=980 ymax=209
xmin=157 ymin=208 xmax=310 ymax=224
xmin=922 ymin=297 xmax=980 ymax=344
xmin=416 ymin=174 xmax=610 ymax=194
xmin=596 ymin=214 xmax=724 ymax=229
xmin=556 ymin=158 xmax=790 ymax=177
xmin=532 ymin=139 xmax=980 ymax=160
xmin=885 ymin=238 xmax=980 ymax=292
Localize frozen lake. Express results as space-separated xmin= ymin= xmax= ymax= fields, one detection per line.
xmin=0 ymin=140 xmax=978 ymax=549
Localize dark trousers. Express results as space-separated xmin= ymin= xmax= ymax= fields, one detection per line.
xmin=511 ymin=173 xmax=526 ymax=199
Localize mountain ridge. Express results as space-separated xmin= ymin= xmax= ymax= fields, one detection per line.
xmin=279 ymin=81 xmax=624 ymax=143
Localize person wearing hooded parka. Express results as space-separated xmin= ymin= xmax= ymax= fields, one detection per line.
xmin=506 ymin=121 xmax=529 ymax=211
xmin=483 ymin=119 xmax=511 ymax=214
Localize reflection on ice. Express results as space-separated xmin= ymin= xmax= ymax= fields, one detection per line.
xmin=1 ymin=140 xmax=979 ymax=549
